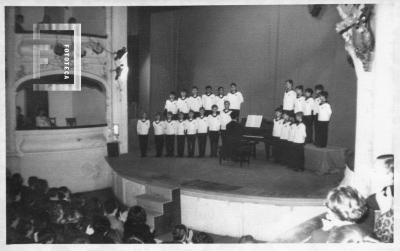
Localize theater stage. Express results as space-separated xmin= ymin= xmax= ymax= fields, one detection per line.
xmin=107 ymin=149 xmax=343 ymax=241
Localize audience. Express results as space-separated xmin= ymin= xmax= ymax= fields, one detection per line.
xmin=6 ymin=164 xmax=394 ymax=243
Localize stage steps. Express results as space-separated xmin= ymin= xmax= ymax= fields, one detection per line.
xmin=135 ymin=183 xmax=181 ymax=235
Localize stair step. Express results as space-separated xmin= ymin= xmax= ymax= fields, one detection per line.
xmin=136 ymin=193 xmax=171 ymax=213
xmin=144 ymin=208 xmax=164 ymax=229
xmin=146 ymin=185 xmax=174 ymax=200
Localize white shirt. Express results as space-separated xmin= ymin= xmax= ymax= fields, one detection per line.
xmin=185 ymin=119 xmax=198 ymax=135
xmin=293 ymin=122 xmax=307 ymax=144
xmin=304 ymin=97 xmax=315 ymax=116
xmin=152 ymin=121 xmax=165 ymax=135
xmin=272 ymin=118 xmax=284 ymax=137
xmin=318 ymin=103 xmax=332 ymax=121
xmin=313 ymin=96 xmax=322 ymax=115
xmin=176 ymin=120 xmax=186 ymax=135
xmin=225 ymin=91 xmax=244 ymax=110
xmin=165 ymin=99 xmax=178 ymax=114
xmin=176 ymin=97 xmax=190 ymax=114
xmin=283 ymin=90 xmax=296 ymax=111
xmin=280 ymin=121 xmax=291 ymax=140
xmin=288 ymin=123 xmax=297 ymax=142
xmin=202 ymin=93 xmax=216 ymax=110
xmin=294 ymin=96 xmax=306 ymax=114
xmin=207 ymin=114 xmax=221 ymax=131
xmin=215 ymin=95 xmax=226 ymax=111
xmin=137 ymin=119 xmax=150 ymax=135
xmin=187 ymin=95 xmax=202 ymax=112
xmin=219 ymin=109 xmax=232 ymax=130
xmin=197 ymin=116 xmax=208 ymax=133
xmin=165 ymin=120 xmax=177 ymax=135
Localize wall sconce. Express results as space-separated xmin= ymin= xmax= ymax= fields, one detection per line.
xmin=113 ymin=123 xmax=119 ymax=141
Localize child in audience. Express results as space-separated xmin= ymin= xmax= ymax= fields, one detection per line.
xmin=136 ymin=112 xmax=150 ymax=157
xmin=202 ymin=86 xmax=216 ymax=116
xmin=176 ymin=89 xmax=190 ymax=119
xmin=219 ymin=100 xmax=232 ymax=147
xmin=152 ymin=113 xmax=166 ymax=157
xmin=290 ymin=112 xmax=306 ymax=172
xmin=225 ymin=83 xmax=244 ymax=118
xmin=313 ymin=84 xmax=324 ymax=141
xmin=272 ymin=107 xmax=284 ymax=163
xmin=196 ymin=107 xmax=208 ymax=157
xmin=165 ymin=112 xmax=177 ymax=157
xmin=164 ymin=92 xmax=178 ymax=120
xmin=279 ymin=112 xmax=291 ymax=165
xmin=176 ymin=112 xmax=186 ymax=157
xmin=294 ymin=85 xmax=305 ymax=114
xmin=283 ymin=79 xmax=296 ymax=117
xmin=207 ymin=105 xmax=221 ymax=157
xmin=215 ymin=86 xmax=226 ymax=112
xmin=303 ymin=88 xmax=314 ymax=143
xmin=187 ymin=86 xmax=202 ymax=118
xmin=185 ymin=111 xmax=198 ymax=157
xmin=315 ymin=91 xmax=332 ymax=148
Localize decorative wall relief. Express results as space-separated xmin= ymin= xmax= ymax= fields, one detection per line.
xmin=336 ymin=4 xmax=375 ymax=71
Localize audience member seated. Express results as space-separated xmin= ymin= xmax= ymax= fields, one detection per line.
xmin=123 ymin=206 xmax=155 ymax=243
xmin=238 ymin=235 xmax=257 ymax=243
xmin=164 ymin=224 xmax=193 ymax=243
xmin=191 ymin=231 xmax=214 ymax=243
xmin=308 ymin=186 xmax=367 ymax=243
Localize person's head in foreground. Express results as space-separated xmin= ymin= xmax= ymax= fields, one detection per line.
xmin=326 ymin=225 xmax=364 ymax=243
xmin=172 ymin=224 xmax=189 ymax=243
xmin=323 ymin=186 xmax=367 ymax=230
xmin=238 ymin=235 xmax=257 ymax=243
xmin=192 ymin=231 xmax=214 ymax=243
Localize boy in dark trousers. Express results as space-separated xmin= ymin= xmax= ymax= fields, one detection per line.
xmin=152 ymin=113 xmax=166 ymax=157
xmin=137 ymin=112 xmax=150 ymax=157
xmin=315 ymin=91 xmax=332 ymax=148
xmin=313 ymin=85 xmax=324 ymax=142
xmin=185 ymin=110 xmax=198 ymax=157
xmin=303 ymin=88 xmax=314 ymax=143
xmin=290 ymin=112 xmax=307 ymax=172
xmin=196 ymin=107 xmax=208 ymax=157
xmin=164 ymin=112 xmax=177 ymax=157
xmin=272 ymin=107 xmax=284 ymax=163
xmin=176 ymin=112 xmax=186 ymax=157
xmin=207 ymin=105 xmax=221 ymax=157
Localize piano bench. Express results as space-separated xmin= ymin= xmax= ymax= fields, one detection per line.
xmin=218 ymin=145 xmax=252 ymax=167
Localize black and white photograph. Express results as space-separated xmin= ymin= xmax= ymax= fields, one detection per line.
xmin=1 ymin=0 xmax=399 ymax=249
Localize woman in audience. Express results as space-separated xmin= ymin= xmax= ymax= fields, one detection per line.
xmin=308 ymin=186 xmax=368 ymax=243
xmin=123 ymin=205 xmax=155 ymax=243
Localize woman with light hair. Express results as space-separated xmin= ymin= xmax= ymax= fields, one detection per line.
xmin=308 ymin=186 xmax=368 ymax=243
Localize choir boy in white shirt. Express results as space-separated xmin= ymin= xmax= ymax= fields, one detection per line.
xmin=185 ymin=110 xmax=198 ymax=157
xmin=294 ymin=85 xmax=305 ymax=114
xmin=176 ymin=89 xmax=190 ymax=119
xmin=187 ymin=86 xmax=203 ymax=118
xmin=282 ymin=79 xmax=297 ymax=117
xmin=315 ymin=91 xmax=332 ymax=148
xmin=207 ymin=105 xmax=221 ymax=157
xmin=290 ymin=112 xmax=307 ymax=172
xmin=313 ymin=84 xmax=324 ymax=141
xmin=137 ymin=112 xmax=150 ymax=157
xmin=287 ymin=115 xmax=297 ymax=167
xmin=303 ymin=88 xmax=315 ymax=143
xmin=279 ymin=112 xmax=291 ymax=165
xmin=165 ymin=112 xmax=177 ymax=157
xmin=219 ymin=100 xmax=232 ymax=147
xmin=164 ymin=92 xmax=178 ymax=120
xmin=196 ymin=107 xmax=208 ymax=157
xmin=202 ymin=85 xmax=216 ymax=116
xmin=215 ymin=87 xmax=226 ymax=112
xmin=152 ymin=113 xmax=166 ymax=157
xmin=225 ymin=83 xmax=244 ymax=118
xmin=272 ymin=107 xmax=284 ymax=163
xmin=176 ymin=112 xmax=186 ymax=157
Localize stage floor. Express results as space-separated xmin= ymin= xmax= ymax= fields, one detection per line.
xmin=108 ymin=148 xmax=343 ymax=199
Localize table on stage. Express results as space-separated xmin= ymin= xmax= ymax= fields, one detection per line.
xmin=304 ymin=144 xmax=347 ymax=175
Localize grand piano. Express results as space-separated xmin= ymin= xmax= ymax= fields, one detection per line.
xmin=240 ymin=117 xmax=274 ymax=160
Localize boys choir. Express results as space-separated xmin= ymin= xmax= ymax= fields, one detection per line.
xmin=137 ymin=80 xmax=332 ymax=172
